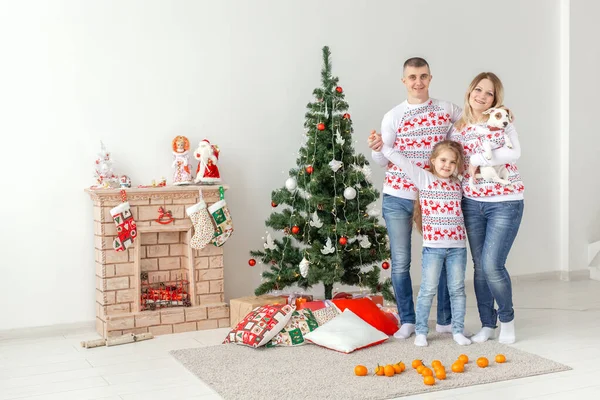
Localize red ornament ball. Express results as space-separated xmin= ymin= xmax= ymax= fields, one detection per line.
xmin=291 ymin=225 xmax=300 ymax=234
xmin=271 ymin=201 xmax=278 ymax=207
xmin=317 ymin=123 xmax=326 ymax=131
xmin=336 ymin=86 xmax=343 ymax=93
xmin=305 ymin=165 xmax=314 ymax=174
xmin=343 ymin=113 xmax=351 ymax=119
xmin=248 ymin=259 xmax=256 ymax=267
xmin=382 ymin=261 xmax=390 ymax=270
xmin=339 ymin=236 xmax=348 ymax=245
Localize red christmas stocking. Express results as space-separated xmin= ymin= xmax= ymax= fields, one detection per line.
xmin=110 ymin=190 xmax=138 ymax=251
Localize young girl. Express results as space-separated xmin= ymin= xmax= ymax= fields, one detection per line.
xmin=369 ymin=135 xmax=471 ymax=346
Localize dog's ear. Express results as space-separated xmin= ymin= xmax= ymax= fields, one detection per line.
xmin=483 ymin=108 xmax=495 ymax=115
xmin=505 ymin=108 xmax=514 ymax=122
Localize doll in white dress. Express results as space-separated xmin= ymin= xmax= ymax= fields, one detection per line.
xmin=172 ymin=136 xmax=193 ymax=185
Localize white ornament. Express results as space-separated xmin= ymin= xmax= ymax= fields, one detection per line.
xmin=309 ymin=211 xmax=323 ymax=228
xmin=335 ymin=129 xmax=345 ymax=145
xmin=285 ymin=177 xmax=297 ymax=191
xmin=297 ymin=189 xmax=312 ymax=199
xmin=321 ymin=238 xmax=335 ymax=254
xmin=329 ymin=159 xmax=343 ymax=172
xmin=343 ymin=187 xmax=357 ymax=200
xmin=361 ymin=165 xmax=372 ymax=182
xmin=352 ymin=164 xmax=372 ymax=183
xmin=366 ymin=203 xmax=380 ymax=217
xmin=359 ymin=235 xmax=372 ymax=249
xmin=264 ymin=233 xmax=276 ymax=250
xmin=299 ymin=257 xmax=310 ymax=278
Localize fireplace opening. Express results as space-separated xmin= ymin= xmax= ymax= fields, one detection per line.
xmin=140 ymin=272 xmax=192 ymax=311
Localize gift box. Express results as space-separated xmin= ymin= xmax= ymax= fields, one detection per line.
xmin=229 ymin=295 xmax=288 ymax=328
xmin=277 ymin=293 xmax=314 ymax=309
xmin=333 ymin=291 xmax=384 ymax=306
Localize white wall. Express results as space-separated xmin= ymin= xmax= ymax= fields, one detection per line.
xmin=569 ymin=0 xmax=600 ymax=270
xmin=0 ymin=0 xmax=561 ymax=330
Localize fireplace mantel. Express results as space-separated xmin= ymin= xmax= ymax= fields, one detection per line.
xmin=85 ymin=184 xmax=230 ymax=338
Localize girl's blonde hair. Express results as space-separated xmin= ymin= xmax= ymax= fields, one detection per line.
xmin=413 ymin=140 xmax=465 ymax=233
xmin=455 ymin=72 xmax=505 ymax=130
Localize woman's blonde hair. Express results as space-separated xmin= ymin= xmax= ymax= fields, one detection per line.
xmin=455 ymin=72 xmax=504 ymax=130
xmin=413 ymin=140 xmax=465 ymax=233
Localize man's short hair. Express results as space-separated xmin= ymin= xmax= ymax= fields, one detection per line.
xmin=403 ymin=57 xmax=430 ymax=72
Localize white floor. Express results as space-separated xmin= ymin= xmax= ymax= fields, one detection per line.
xmin=1 ymin=277 xmax=600 ymax=400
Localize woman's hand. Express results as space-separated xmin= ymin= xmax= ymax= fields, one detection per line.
xmin=368 ymin=130 xmax=383 ymax=151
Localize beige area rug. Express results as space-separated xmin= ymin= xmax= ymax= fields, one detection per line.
xmin=170 ymin=330 xmax=570 ymax=400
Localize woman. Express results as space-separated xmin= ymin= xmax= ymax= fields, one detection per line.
xmin=449 ymin=72 xmax=524 ymax=344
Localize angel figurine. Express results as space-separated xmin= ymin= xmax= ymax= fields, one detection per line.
xmin=172 ymin=136 xmax=193 ymax=185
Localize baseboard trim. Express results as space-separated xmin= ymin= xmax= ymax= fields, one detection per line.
xmin=0 ymin=320 xmax=96 ymax=340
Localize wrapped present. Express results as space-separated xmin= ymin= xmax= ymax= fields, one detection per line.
xmin=229 ymin=295 xmax=288 ymax=328
xmin=291 ymin=294 xmax=313 ymax=309
xmin=278 ymin=293 xmax=314 ymax=309
xmin=333 ymin=290 xmax=384 ymax=306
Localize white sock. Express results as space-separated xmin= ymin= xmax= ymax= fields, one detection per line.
xmin=471 ymin=327 xmax=495 ymax=343
xmin=436 ymin=323 xmax=473 ymax=337
xmin=414 ymin=334 xmax=428 ymax=347
xmin=499 ymin=320 xmax=516 ymax=344
xmin=394 ymin=323 xmax=415 ymax=339
xmin=453 ymin=333 xmax=472 ymax=346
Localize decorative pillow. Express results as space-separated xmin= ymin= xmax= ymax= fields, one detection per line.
xmin=312 ymin=305 xmax=340 ymax=326
xmin=222 ymin=304 xmax=295 ymax=348
xmin=266 ymin=308 xmax=319 ymax=347
xmin=304 ymin=309 xmax=389 ymax=353
xmin=332 ymin=297 xmax=399 ymax=335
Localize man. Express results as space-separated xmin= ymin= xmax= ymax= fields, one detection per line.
xmin=370 ymin=57 xmax=462 ymax=339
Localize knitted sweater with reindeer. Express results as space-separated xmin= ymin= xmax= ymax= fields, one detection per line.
xmin=372 ymin=98 xmax=462 ymax=200
xmin=382 ymin=145 xmax=466 ymax=249
xmin=449 ymin=123 xmax=525 ymax=202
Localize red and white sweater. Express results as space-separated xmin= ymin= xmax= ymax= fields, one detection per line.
xmin=372 ymin=98 xmax=462 ymax=200
xmin=382 ymin=145 xmax=466 ymax=249
xmin=449 ymin=123 xmax=525 ymax=202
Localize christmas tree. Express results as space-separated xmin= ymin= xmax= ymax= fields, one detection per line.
xmin=251 ymin=46 xmax=393 ymax=301
xmin=93 ymin=141 xmax=119 ymax=189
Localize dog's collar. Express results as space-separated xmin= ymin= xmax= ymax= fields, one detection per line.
xmin=487 ymin=126 xmax=504 ymax=131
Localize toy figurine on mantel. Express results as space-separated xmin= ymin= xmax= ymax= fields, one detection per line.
xmin=171 ymin=136 xmax=193 ymax=185
xmin=92 ymin=141 xmax=119 ymax=189
xmin=194 ymin=139 xmax=221 ymax=184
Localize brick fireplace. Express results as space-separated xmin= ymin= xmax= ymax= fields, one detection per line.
xmin=85 ymin=185 xmax=229 ymax=338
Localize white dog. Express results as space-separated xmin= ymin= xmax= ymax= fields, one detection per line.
xmin=469 ymin=106 xmax=514 ymax=187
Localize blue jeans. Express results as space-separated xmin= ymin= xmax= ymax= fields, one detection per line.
xmin=416 ymin=247 xmax=467 ymax=335
xmin=382 ymin=194 xmax=451 ymax=325
xmin=462 ymin=198 xmax=524 ymax=328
